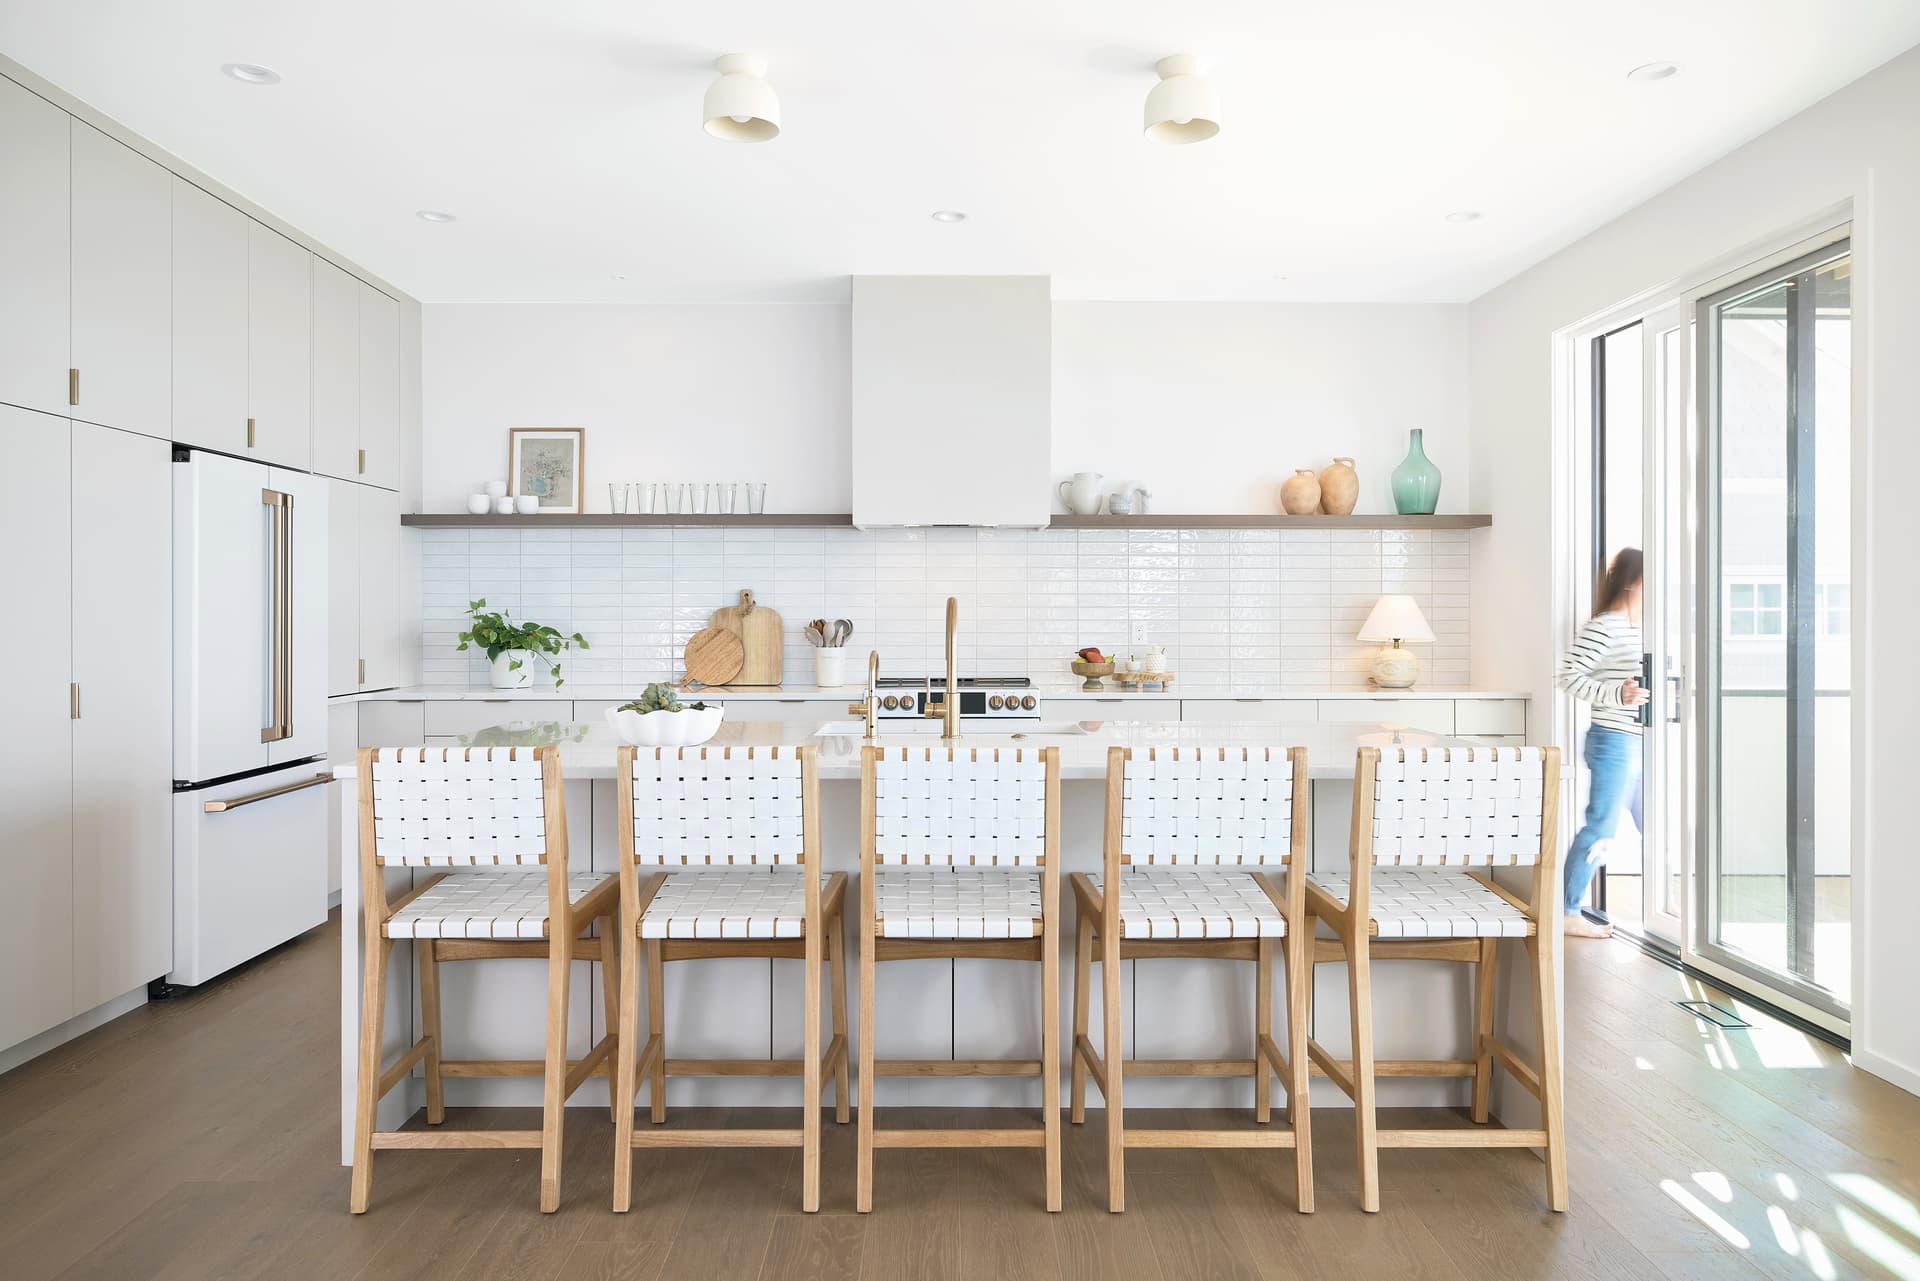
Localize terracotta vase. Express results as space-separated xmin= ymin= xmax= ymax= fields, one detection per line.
xmin=1279 ymin=468 xmax=1321 ymax=515
xmin=1318 ymin=457 xmax=1359 ymax=515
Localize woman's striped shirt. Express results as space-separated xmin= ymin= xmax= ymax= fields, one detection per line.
xmin=1557 ymin=611 xmax=1643 ymax=734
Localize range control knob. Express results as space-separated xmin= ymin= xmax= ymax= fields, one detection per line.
xmin=881 ymin=695 xmax=898 ymax=710
xmin=988 ymin=695 xmax=1005 ymax=710
xmin=1020 ymin=695 xmax=1038 ymax=710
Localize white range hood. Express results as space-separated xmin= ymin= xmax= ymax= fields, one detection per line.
xmin=850 ymin=275 xmax=1051 ymax=527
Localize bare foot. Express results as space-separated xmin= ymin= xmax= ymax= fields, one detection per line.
xmin=1564 ymin=914 xmax=1613 ymax=939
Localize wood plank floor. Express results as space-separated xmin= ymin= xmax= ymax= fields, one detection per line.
xmin=1 ymin=914 xmax=1915 ymax=1281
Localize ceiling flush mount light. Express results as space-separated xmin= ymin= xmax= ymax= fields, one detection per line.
xmin=704 ymin=53 xmax=780 ymax=143
xmin=1627 ymin=61 xmax=1679 ymax=83
xmin=415 ymin=209 xmax=457 ymax=223
xmin=930 ymin=210 xmax=968 ymax=223
xmin=1445 ymin=210 xmax=1482 ymax=223
xmin=1144 ymin=54 xmax=1220 ymax=144
xmin=221 ymin=62 xmax=281 ymax=85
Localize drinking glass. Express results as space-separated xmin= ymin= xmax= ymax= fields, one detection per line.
xmin=608 ymin=482 xmax=629 ymax=514
xmin=663 ymin=482 xmax=683 ymax=514
xmin=633 ymin=482 xmax=656 ymax=514
xmin=689 ymin=482 xmax=709 ymax=515
xmin=715 ymin=482 xmax=738 ymax=514
xmin=745 ymin=482 xmax=767 ymax=515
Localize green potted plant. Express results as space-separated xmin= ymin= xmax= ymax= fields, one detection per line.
xmin=455 ymin=599 xmax=588 ymax=688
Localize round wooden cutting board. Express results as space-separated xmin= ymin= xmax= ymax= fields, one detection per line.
xmin=683 ymin=627 xmax=744 ymax=687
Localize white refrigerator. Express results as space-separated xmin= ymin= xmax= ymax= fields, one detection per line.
xmin=171 ymin=450 xmax=330 ymax=985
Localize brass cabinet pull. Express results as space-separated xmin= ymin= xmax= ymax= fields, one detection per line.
xmin=203 ymin=772 xmax=332 ymax=813
xmin=70 ymin=682 xmax=80 ymax=719
xmin=358 ymin=657 xmax=366 ymax=685
xmin=247 ymin=417 xmax=257 ymax=448
xmin=68 ymin=368 xmax=79 ymax=406
xmin=357 ymin=448 xmax=366 ymax=475
xmin=260 ymin=488 xmax=294 ymax=742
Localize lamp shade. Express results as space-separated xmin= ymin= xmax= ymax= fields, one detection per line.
xmin=704 ymin=54 xmax=780 ymax=143
xmin=1357 ymin=595 xmax=1435 ymax=644
xmin=1144 ymin=54 xmax=1220 ymax=144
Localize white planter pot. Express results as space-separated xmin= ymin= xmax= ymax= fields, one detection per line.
xmin=488 ymin=650 xmax=538 ymax=688
xmin=604 ymin=704 xmax=726 ymax=748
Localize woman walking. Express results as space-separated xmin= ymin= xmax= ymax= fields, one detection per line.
xmin=1557 ymin=548 xmax=1648 ymax=938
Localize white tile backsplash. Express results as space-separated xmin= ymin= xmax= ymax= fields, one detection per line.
xmin=418 ymin=526 xmax=1472 ymax=690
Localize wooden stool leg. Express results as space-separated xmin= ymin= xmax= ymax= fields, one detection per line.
xmin=856 ymin=909 xmax=876 ymax=1213
xmin=1042 ymin=915 xmax=1062 ymax=1213
xmin=802 ymin=916 xmax=823 ymax=1213
xmin=599 ymin=916 xmax=621 ymax=1125
xmin=1070 ymin=913 xmax=1092 ymax=1124
xmin=647 ymin=940 xmax=667 ymax=1124
xmin=1254 ymin=936 xmax=1273 ymax=1123
xmin=538 ymin=938 xmax=573 ymax=1214
xmin=1471 ymin=936 xmax=1498 ymax=1124
xmin=1529 ymin=932 xmax=1570 ymax=1211
xmin=349 ymin=932 xmax=390 ymax=1214
xmin=1348 ymin=933 xmax=1380 ymax=1214
xmin=829 ymin=916 xmax=851 ymax=1125
xmin=417 ymin=938 xmax=445 ymax=1125
xmin=1102 ymin=923 xmax=1124 ymax=1212
xmin=1286 ymin=921 xmax=1314 ymax=1214
xmin=612 ymin=923 xmax=640 ymax=1213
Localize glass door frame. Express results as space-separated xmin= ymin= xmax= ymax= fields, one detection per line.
xmin=1638 ymin=301 xmax=1689 ymax=947
xmin=1687 ymin=231 xmax=1853 ymax=1034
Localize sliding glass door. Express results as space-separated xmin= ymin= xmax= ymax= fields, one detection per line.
xmin=1694 ymin=239 xmax=1852 ymax=1025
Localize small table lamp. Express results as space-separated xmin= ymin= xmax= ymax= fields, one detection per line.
xmin=1357 ymin=595 xmax=1435 ymax=688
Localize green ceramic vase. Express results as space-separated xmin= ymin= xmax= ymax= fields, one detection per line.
xmin=1390 ymin=428 xmax=1442 ymax=515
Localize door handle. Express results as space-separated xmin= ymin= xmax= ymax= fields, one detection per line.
xmin=260 ymin=489 xmax=294 ymax=743
xmin=1640 ymin=653 xmax=1654 ymax=729
xmin=1667 ymin=673 xmax=1683 ymax=725
xmin=203 ymin=772 xmax=332 ymax=813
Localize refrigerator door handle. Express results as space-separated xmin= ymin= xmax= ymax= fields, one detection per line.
xmin=202 ymin=772 xmax=332 ymax=813
xmin=260 ymin=488 xmax=294 ymax=743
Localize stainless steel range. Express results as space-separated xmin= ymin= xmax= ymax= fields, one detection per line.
xmin=873 ymin=675 xmax=1038 ymax=721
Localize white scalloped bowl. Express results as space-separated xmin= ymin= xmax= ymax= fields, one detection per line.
xmin=603 ymin=703 xmax=725 ymax=748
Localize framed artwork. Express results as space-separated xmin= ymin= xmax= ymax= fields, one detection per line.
xmin=508 ymin=427 xmax=585 ymax=513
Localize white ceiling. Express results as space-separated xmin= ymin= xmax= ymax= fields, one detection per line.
xmin=4 ymin=2 xmax=1917 ymax=304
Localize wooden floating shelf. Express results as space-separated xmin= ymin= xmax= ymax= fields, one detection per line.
xmin=401 ymin=512 xmax=1491 ymax=530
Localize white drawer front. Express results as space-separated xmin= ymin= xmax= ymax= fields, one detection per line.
xmin=1180 ymin=698 xmax=1320 ymax=724
xmin=358 ymin=700 xmax=426 ymax=746
xmin=1320 ymin=699 xmax=1454 ymax=735
xmin=1041 ymin=697 xmax=1176 ymax=721
xmin=1453 ymin=699 xmax=1527 ymax=737
xmin=728 ymin=699 xmax=843 ymax=723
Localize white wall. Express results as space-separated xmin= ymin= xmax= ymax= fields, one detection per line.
xmin=422 ymin=303 xmax=853 ymax=515
xmin=1053 ymin=302 xmax=1469 ymax=514
xmin=1469 ymin=46 xmax=1920 ymax=1091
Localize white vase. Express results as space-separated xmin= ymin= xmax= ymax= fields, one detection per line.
xmin=1058 ymin=472 xmax=1106 ymax=515
xmin=814 ymin=647 xmax=848 ymax=687
xmin=489 ymin=650 xmax=536 ymax=688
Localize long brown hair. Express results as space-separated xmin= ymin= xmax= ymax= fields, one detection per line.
xmin=1594 ymin=547 xmax=1644 ymax=617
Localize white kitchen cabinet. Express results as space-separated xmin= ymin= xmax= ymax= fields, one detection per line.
xmin=422 ymin=700 xmax=557 ymax=737
xmin=326 ymin=479 xmax=360 ymax=696
xmin=1180 ymin=697 xmax=1321 ymax=725
xmin=357 ymin=283 xmax=401 ymax=490
xmin=171 ymin=179 xmax=250 ymax=455
xmin=70 ymin=421 xmax=172 ymax=1011
xmin=311 ymin=258 xmax=360 ymax=481
xmin=1041 ymin=696 xmax=1175 ymax=722
xmin=0 ymin=407 xmax=75 ymax=1048
xmin=70 ymin=120 xmax=171 ymax=439
xmin=247 ymin=222 xmax=312 ymax=469
xmin=1453 ymin=699 xmax=1527 ymax=738
xmin=0 ymin=77 xmax=71 ymax=417
xmin=358 ymin=486 xmax=403 ymax=689
xmin=358 ymin=700 xmax=426 ymax=747
xmin=1321 ymin=698 xmax=1454 ymax=735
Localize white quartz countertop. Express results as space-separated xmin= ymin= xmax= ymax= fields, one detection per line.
xmin=335 ymin=683 xmax=1527 ymax=704
xmin=333 ymin=717 xmax=1475 ymax=782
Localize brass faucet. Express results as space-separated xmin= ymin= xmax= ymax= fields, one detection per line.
xmin=846 ymin=649 xmax=881 ymax=739
xmin=922 ymin=596 xmax=961 ymax=740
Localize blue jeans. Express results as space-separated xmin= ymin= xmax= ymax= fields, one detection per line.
xmin=1563 ymin=727 xmax=1643 ymax=914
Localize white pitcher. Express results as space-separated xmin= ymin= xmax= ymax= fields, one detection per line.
xmin=1058 ymin=471 xmax=1106 ymax=515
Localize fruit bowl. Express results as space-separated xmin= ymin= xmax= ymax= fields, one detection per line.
xmin=604 ymin=703 xmax=726 ymax=748
xmin=1070 ymin=660 xmax=1116 ymax=691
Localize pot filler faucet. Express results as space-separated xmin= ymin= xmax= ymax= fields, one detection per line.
xmin=925 ymin=596 xmax=961 ymax=740
xmin=848 ymin=649 xmax=881 ymax=739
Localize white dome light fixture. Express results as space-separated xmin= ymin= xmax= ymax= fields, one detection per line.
xmin=703 ymin=54 xmax=781 ymax=143
xmin=1144 ymin=54 xmax=1220 ymax=144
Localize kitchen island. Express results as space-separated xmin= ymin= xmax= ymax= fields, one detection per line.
xmin=336 ymin=717 xmax=1546 ymax=1162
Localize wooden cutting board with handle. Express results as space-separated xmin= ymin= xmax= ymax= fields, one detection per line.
xmin=709 ymin=588 xmax=783 ymax=686
xmin=682 ymin=627 xmax=744 ymax=688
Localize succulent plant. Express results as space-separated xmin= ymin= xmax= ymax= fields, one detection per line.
xmin=618 ymin=683 xmax=708 ymax=715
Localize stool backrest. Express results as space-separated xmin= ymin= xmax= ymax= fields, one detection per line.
xmin=361 ymin=746 xmax=558 ymax=867
xmin=864 ymin=745 xmax=1056 ymax=866
xmin=1115 ymin=746 xmax=1305 ymax=866
xmin=1363 ymin=744 xmax=1557 ymax=867
xmin=617 ymin=745 xmax=814 ymax=866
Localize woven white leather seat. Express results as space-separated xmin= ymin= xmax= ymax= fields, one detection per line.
xmin=384 ymin=869 xmax=611 ymax=939
xmin=1311 ymin=866 xmax=1528 ymax=938
xmin=873 ymin=866 xmax=1042 ymax=939
xmin=639 ymin=868 xmax=807 ymax=939
xmin=1090 ymin=867 xmax=1287 ymax=940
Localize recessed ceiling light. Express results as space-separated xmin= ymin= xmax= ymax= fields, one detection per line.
xmin=1627 ymin=62 xmax=1679 ymax=83
xmin=930 ymin=210 xmax=968 ymax=224
xmin=221 ymin=62 xmax=281 ymax=85
xmin=415 ymin=209 xmax=457 ymax=223
xmin=1445 ymin=210 xmax=1482 ymax=223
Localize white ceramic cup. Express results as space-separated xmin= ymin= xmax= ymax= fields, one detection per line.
xmin=484 ymin=479 xmax=509 ymax=498
xmin=494 ymin=496 xmax=514 ymax=515
xmin=466 ymin=493 xmax=490 ymax=515
xmin=514 ymin=494 xmax=539 ymax=515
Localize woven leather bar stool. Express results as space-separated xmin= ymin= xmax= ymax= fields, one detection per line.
xmin=1306 ymin=744 xmax=1566 ymax=1213
xmin=611 ymin=745 xmax=848 ymax=1214
xmin=349 ymin=746 xmax=619 ymax=1214
xmin=1069 ymin=745 xmax=1313 ymax=1214
xmin=857 ymin=744 xmax=1062 ymax=1213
